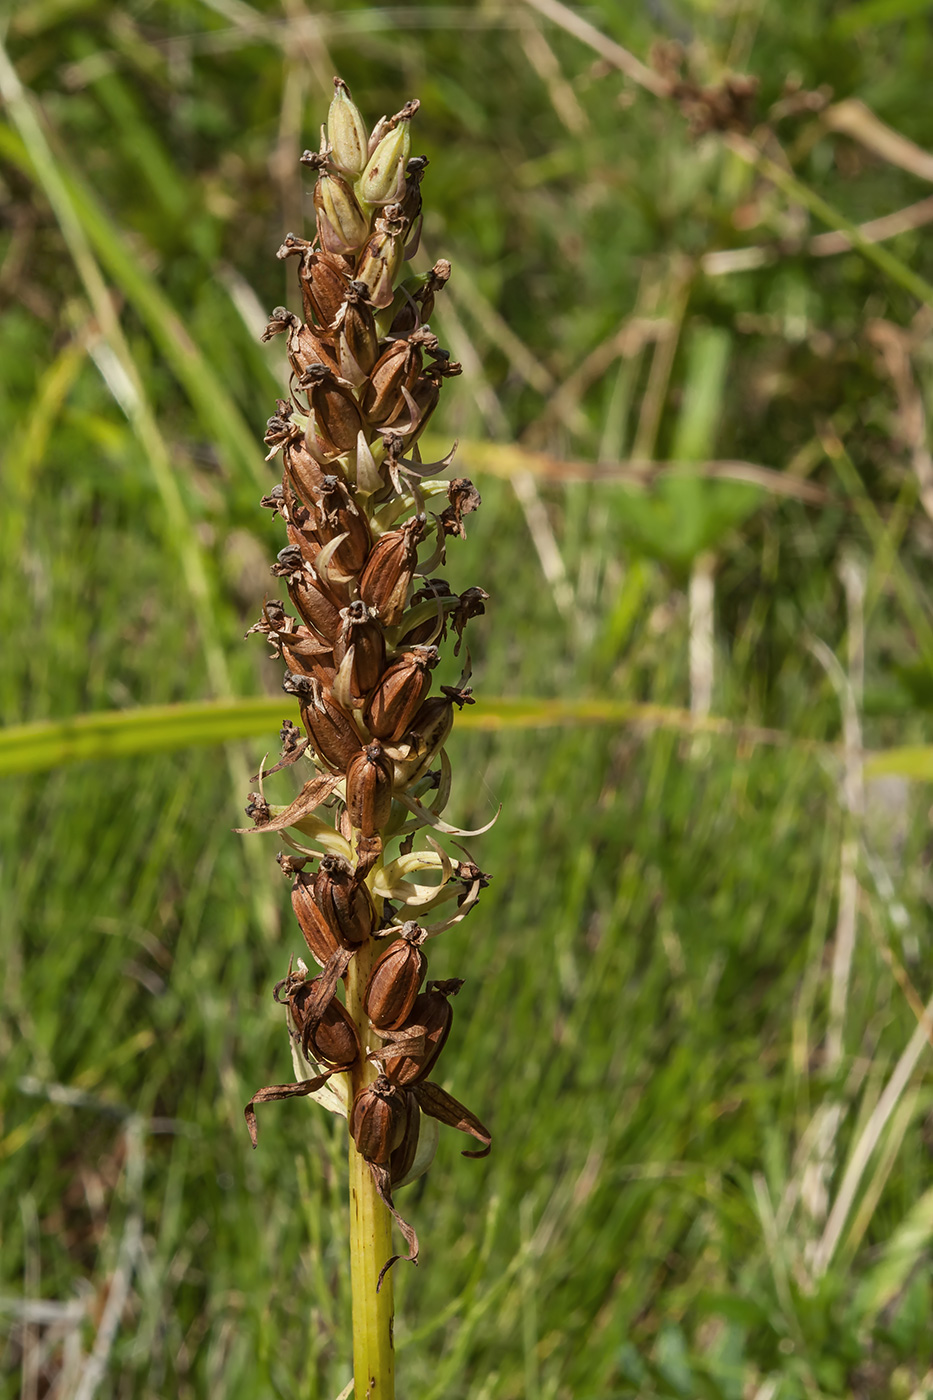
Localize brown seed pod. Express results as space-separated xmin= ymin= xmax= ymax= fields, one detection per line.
xmin=364 ymin=922 xmax=429 ymax=1030
xmin=291 ymin=870 xmax=340 ymax=966
xmin=349 ymin=1076 xmax=410 ymax=1164
xmin=361 ymin=329 xmax=438 ymax=427
xmin=365 ymin=644 xmax=439 ymax=743
xmin=282 ymin=437 xmax=331 ymax=510
xmin=389 ymin=691 xmax=458 ymax=787
xmin=300 ymin=365 xmax=365 ymax=461
xmin=383 ymin=979 xmax=464 ymax=1086
xmin=287 ymin=978 xmax=362 ymax=1069
xmin=262 ymin=306 xmax=340 ymax=378
xmin=346 ymin=742 xmax=394 ymax=837
xmin=314 ymin=853 xmax=377 ymax=946
xmin=299 ymin=692 xmax=364 ymax=772
xmin=277 ymin=234 xmax=350 ymax=327
xmin=278 ymin=626 xmax=336 ymax=685
xmin=306 ymin=993 xmax=361 ymax=1069
xmin=389 ymin=1092 xmax=421 ymax=1186
xmin=312 ymin=475 xmax=373 ymax=576
xmin=334 ymin=280 xmax=379 ymax=383
xmin=286 ymin=568 xmax=343 ymax=643
xmin=334 ymin=601 xmax=386 ymax=701
xmin=359 ymin=514 xmax=426 ymax=626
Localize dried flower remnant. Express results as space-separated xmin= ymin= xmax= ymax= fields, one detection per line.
xmin=239 ymin=80 xmax=493 ymax=1386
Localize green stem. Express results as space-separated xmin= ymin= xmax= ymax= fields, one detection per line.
xmin=345 ymin=925 xmax=395 ymax=1400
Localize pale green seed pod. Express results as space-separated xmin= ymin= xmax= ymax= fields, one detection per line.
xmin=327 ymin=78 xmax=369 ymax=177
xmin=357 ymin=101 xmax=417 ymax=205
xmin=314 ymin=171 xmax=371 ymax=256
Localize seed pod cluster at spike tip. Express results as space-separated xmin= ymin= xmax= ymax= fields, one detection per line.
xmin=242 ymin=78 xmax=494 ymax=1282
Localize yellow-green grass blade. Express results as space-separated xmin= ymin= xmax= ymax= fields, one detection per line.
xmin=0 ymin=697 xmax=828 ymax=777
xmin=864 ymin=745 xmax=933 ymax=781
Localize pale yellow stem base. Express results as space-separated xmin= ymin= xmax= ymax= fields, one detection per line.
xmin=346 ymin=929 xmax=395 ymax=1399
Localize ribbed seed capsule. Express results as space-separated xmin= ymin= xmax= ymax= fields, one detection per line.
xmin=277 ymin=235 xmax=349 ymax=327
xmin=365 ymin=645 xmax=439 ymax=743
xmin=349 ymin=1076 xmax=410 ymax=1164
xmin=313 ymin=475 xmax=373 ymax=575
xmin=357 ymin=101 xmax=417 ymax=205
xmin=300 ymin=366 xmax=365 ymax=460
xmin=314 ymin=853 xmax=377 ymax=946
xmin=364 ymin=922 xmax=428 ymax=1030
xmin=345 ymin=742 xmax=393 ymax=837
xmin=383 ymin=979 xmax=464 ymax=1086
xmin=291 ymin=870 xmax=340 ymax=966
xmin=390 ymin=692 xmax=457 ymax=786
xmin=282 ymin=437 xmax=330 ymax=508
xmin=389 ymin=1094 xmax=421 ymax=1186
xmin=334 ymin=601 xmax=386 ymax=698
xmin=328 ymin=78 xmax=369 ymax=177
xmin=310 ymin=164 xmax=371 ymax=256
xmin=354 ymin=208 xmax=408 ymax=309
xmin=279 ymin=628 xmax=336 ymax=687
xmin=300 ymin=692 xmax=363 ymax=772
xmin=262 ymin=306 xmax=339 ymax=377
xmin=334 ymin=281 xmax=379 ymax=384
xmin=362 ymin=329 xmax=438 ymax=426
xmin=286 ymin=569 xmax=343 ymax=643
xmin=359 ymin=514 xmax=426 ymax=626
xmin=288 ymin=978 xmax=361 ymax=1069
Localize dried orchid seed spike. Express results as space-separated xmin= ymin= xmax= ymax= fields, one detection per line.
xmin=244 ymin=81 xmax=493 ymax=1390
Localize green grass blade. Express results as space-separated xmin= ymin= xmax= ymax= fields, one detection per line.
xmin=0 ymin=121 xmax=266 ymax=495
xmin=0 ymin=696 xmax=830 ymax=776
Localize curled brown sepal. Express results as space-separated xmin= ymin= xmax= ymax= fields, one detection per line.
xmin=412 ymin=1080 xmax=492 ymax=1158
xmin=253 ymin=720 xmax=309 ymax=779
xmin=438 ymin=478 xmax=481 ymax=539
xmin=233 ymin=772 xmax=341 ymax=835
xmin=368 ymin=1161 xmax=419 ymax=1291
xmin=245 ymin=1069 xmax=344 ymax=1148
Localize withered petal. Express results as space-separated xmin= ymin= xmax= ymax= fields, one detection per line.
xmin=413 ymin=1081 xmax=492 ymax=1157
xmin=234 ymin=772 xmax=342 ymax=834
xmin=367 ymin=1161 xmax=419 ymax=1291
xmin=245 ymin=1070 xmax=343 ymax=1147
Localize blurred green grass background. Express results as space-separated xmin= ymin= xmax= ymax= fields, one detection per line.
xmin=4 ymin=1 xmax=933 ymax=1396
